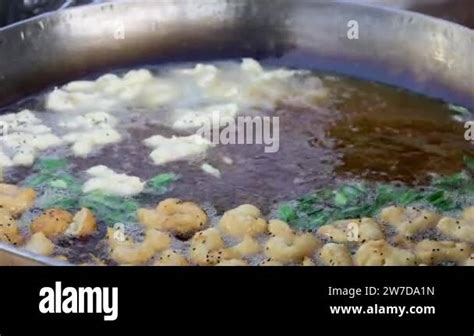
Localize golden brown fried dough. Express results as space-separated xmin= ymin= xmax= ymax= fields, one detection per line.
xmin=24 ymin=232 xmax=55 ymax=256
xmin=355 ymin=240 xmax=416 ymax=266
xmin=318 ymin=218 xmax=384 ymax=243
xmin=264 ymin=220 xmax=319 ymax=264
xmin=110 ymin=229 xmax=171 ymax=265
xmin=189 ymin=228 xmax=225 ymax=265
xmin=216 ymin=259 xmax=248 ymax=266
xmin=154 ymin=249 xmax=189 ymax=266
xmin=219 ymin=204 xmax=267 ymax=238
xmin=0 ymin=209 xmax=23 ymax=245
xmin=320 ymin=243 xmax=353 ymax=266
xmin=66 ymin=208 xmax=97 ymax=237
xmin=437 ymin=207 xmax=474 ymax=243
xmin=31 ymin=209 xmax=73 ymax=238
xmin=415 ymin=240 xmax=471 ymax=265
xmin=138 ymin=198 xmax=207 ymax=237
xmin=0 ymin=183 xmax=36 ymax=215
xmin=380 ymin=206 xmax=439 ymax=237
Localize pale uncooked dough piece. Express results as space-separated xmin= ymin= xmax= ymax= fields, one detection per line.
xmin=219 ymin=204 xmax=267 ymax=238
xmin=437 ymin=207 xmax=474 ymax=243
xmin=83 ymin=165 xmax=145 ymax=197
xmin=239 ymin=58 xmax=327 ymax=108
xmin=45 ymin=59 xmax=327 ymax=127
xmin=200 ymin=163 xmax=221 ymax=179
xmin=415 ymin=240 xmax=471 ymax=265
xmin=0 ymin=110 xmax=62 ymax=167
xmin=143 ymin=134 xmax=213 ymax=166
xmin=318 ymin=218 xmax=384 ymax=243
xmin=380 ymin=206 xmax=440 ymax=236
xmin=319 ymin=243 xmax=353 ymax=266
xmin=175 ymin=64 xmax=219 ymax=88
xmin=172 ymin=103 xmax=238 ymax=130
xmin=59 ymin=111 xmax=117 ymax=129
xmin=355 ymin=240 xmax=416 ymax=266
xmin=62 ymin=127 xmax=122 ymax=157
xmin=46 ymin=69 xmax=178 ymax=112
xmin=173 ymin=59 xmax=326 ymax=109
xmin=59 ymin=111 xmax=122 ymax=157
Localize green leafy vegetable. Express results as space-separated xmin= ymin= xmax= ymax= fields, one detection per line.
xmin=79 ymin=191 xmax=139 ymax=225
xmin=278 ymin=162 xmax=474 ymax=229
xmin=433 ymin=171 xmax=469 ymax=190
xmin=278 ymin=204 xmax=297 ymax=223
xmin=42 ymin=197 xmax=78 ymax=210
xmin=448 ymin=104 xmax=471 ymax=117
xmin=333 ymin=191 xmax=349 ymax=207
xmin=24 ymin=157 xmax=81 ymax=192
xmin=308 ymin=212 xmax=331 ymax=228
xmin=464 ymin=155 xmax=474 ymax=172
xmin=397 ymin=190 xmax=424 ymax=206
xmin=48 ymin=179 xmax=69 ymax=189
xmin=37 ymin=158 xmax=68 ymax=172
xmin=147 ymin=173 xmax=179 ymax=194
xmin=24 ymin=174 xmax=52 ymax=188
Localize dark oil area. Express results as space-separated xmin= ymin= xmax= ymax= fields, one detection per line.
xmin=322 ymin=78 xmax=473 ymax=185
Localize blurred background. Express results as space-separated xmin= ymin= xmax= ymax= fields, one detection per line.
xmin=0 ymin=0 xmax=473 ymax=28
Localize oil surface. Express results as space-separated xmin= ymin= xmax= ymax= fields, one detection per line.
xmin=2 ymin=64 xmax=472 ymax=215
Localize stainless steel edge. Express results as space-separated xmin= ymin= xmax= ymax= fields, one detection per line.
xmin=0 ymin=0 xmax=472 ymax=108
xmin=0 ymin=242 xmax=70 ymax=266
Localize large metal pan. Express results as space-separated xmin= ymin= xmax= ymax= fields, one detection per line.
xmin=0 ymin=0 xmax=473 ymax=265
